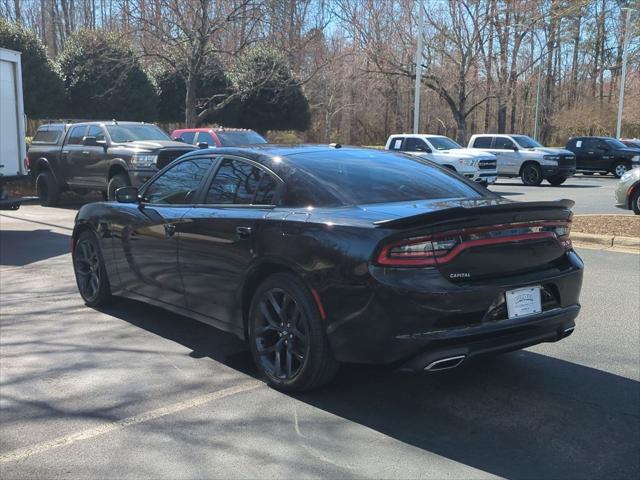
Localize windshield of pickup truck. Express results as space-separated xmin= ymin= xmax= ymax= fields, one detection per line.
xmin=605 ymin=138 xmax=627 ymax=149
xmin=107 ymin=124 xmax=170 ymax=143
xmin=428 ymin=136 xmax=463 ymax=150
xmin=512 ymin=135 xmax=543 ymax=149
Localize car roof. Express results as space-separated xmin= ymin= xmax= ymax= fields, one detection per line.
xmin=173 ymin=127 xmax=256 ymax=133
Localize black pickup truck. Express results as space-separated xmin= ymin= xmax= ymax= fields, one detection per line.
xmin=565 ymin=136 xmax=640 ymax=178
xmin=28 ymin=121 xmax=196 ymax=206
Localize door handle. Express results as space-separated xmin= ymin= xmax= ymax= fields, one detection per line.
xmin=236 ymin=226 xmax=252 ymax=239
xmin=82 ymin=151 xmax=90 ymax=155
xmin=164 ymin=223 xmax=176 ymax=237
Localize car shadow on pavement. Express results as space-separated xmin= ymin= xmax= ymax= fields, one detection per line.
xmin=0 ymin=229 xmax=70 ymax=266
xmin=103 ymin=297 xmax=639 ymax=480
xmin=493 ymin=182 xmax=600 ymax=188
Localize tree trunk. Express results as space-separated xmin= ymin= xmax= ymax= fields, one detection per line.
xmin=184 ymin=72 xmax=198 ymax=127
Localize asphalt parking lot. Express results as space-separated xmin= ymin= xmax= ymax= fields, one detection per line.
xmin=489 ymin=173 xmax=632 ymax=215
xmin=1 ymin=182 xmax=639 ymax=479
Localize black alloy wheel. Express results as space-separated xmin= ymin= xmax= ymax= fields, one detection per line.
xmin=521 ymin=163 xmax=543 ymax=186
xmin=254 ymin=288 xmax=309 ymax=380
xmin=73 ymin=231 xmax=111 ymax=307
xmin=248 ymin=273 xmax=339 ymax=392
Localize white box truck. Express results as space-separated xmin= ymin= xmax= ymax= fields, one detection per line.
xmin=1 ymin=47 xmax=35 ymax=210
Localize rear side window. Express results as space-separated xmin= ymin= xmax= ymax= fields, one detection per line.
xmin=206 ymin=158 xmax=275 ymax=205
xmin=66 ymin=126 xmax=87 ymax=145
xmin=284 ymin=150 xmax=483 ymax=207
xmin=145 ymin=158 xmax=213 ymax=204
xmin=388 ymin=137 xmax=404 ymax=150
xmin=32 ymin=126 xmax=63 ymax=143
xmin=178 ymin=132 xmax=196 ymax=144
xmin=472 ymin=137 xmax=493 ymax=148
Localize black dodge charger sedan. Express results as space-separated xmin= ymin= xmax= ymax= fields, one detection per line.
xmin=72 ymin=145 xmax=583 ymax=391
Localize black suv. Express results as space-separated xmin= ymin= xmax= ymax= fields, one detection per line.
xmin=28 ymin=121 xmax=196 ymax=206
xmin=565 ymin=136 xmax=640 ymax=178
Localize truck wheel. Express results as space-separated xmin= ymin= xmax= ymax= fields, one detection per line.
xmin=612 ymin=162 xmax=630 ymax=178
xmin=36 ymin=170 xmax=61 ymax=207
xmin=547 ymin=175 xmax=567 ymax=186
xmin=632 ymin=189 xmax=640 ymax=215
xmin=521 ymin=163 xmax=543 ymax=186
xmin=107 ymin=174 xmax=131 ymax=201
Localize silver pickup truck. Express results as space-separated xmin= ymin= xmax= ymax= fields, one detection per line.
xmin=468 ymin=134 xmax=576 ymax=186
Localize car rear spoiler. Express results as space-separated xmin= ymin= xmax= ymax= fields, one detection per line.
xmin=373 ymin=199 xmax=575 ymax=229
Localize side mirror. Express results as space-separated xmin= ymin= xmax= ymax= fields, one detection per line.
xmin=82 ymin=136 xmax=98 ymax=146
xmin=511 ymin=145 xmax=519 ymax=151
xmin=115 ymin=186 xmax=139 ymax=203
xmin=197 ymin=142 xmax=209 ymax=149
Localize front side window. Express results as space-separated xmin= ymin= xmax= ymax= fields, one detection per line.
xmin=66 ymin=126 xmax=87 ymax=145
xmin=494 ymin=137 xmax=516 ymax=150
xmin=404 ymin=138 xmax=429 ymax=152
xmin=178 ymin=132 xmax=196 ymax=144
xmin=472 ymin=136 xmax=493 ymax=148
xmin=428 ymin=137 xmax=462 ymax=150
xmin=206 ymin=158 xmax=274 ymax=205
xmin=511 ymin=135 xmax=542 ymax=148
xmin=87 ymin=126 xmax=106 ymax=142
xmin=216 ymin=131 xmax=267 ymax=146
xmin=145 ymin=158 xmax=213 ymax=204
xmin=605 ymin=138 xmax=626 ymax=149
xmin=197 ymin=132 xmax=216 ymax=146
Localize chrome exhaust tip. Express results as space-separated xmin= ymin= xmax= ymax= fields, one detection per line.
xmin=424 ymin=355 xmax=466 ymax=371
xmin=562 ymin=326 xmax=575 ymax=338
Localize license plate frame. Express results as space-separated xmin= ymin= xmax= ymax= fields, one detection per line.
xmin=505 ymin=286 xmax=542 ymax=319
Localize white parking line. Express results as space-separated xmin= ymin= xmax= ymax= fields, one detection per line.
xmin=0 ymin=380 xmax=262 ymax=464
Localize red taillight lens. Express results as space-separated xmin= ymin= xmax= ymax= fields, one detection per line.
xmin=377 ymin=221 xmax=572 ymax=267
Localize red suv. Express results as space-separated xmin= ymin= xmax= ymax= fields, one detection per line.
xmin=171 ymin=127 xmax=267 ymax=148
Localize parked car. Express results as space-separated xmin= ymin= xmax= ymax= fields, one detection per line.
xmin=72 ymin=145 xmax=583 ymax=392
xmin=565 ymin=136 xmax=640 ymax=178
xmin=615 ymin=168 xmax=640 ymax=215
xmin=171 ymin=127 xmax=267 ymax=147
xmin=28 ymin=121 xmax=196 ymax=206
xmin=468 ymin=134 xmax=576 ymax=186
xmin=385 ymin=134 xmax=497 ymax=185
xmin=620 ymin=139 xmax=640 ymax=150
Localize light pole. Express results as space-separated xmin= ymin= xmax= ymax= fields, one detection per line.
xmin=413 ymin=0 xmax=425 ymax=134
xmin=616 ymin=7 xmax=634 ymax=139
xmin=527 ymin=30 xmax=545 ymax=142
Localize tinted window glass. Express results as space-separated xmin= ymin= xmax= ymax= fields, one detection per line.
xmin=87 ymin=125 xmax=106 ymax=142
xmin=511 ymin=135 xmax=542 ymax=148
xmin=605 ymin=138 xmax=626 ymax=149
xmin=216 ymin=131 xmax=267 ymax=146
xmin=284 ymin=150 xmax=482 ymax=207
xmin=494 ymin=137 xmax=516 ymax=149
xmin=404 ymin=138 xmax=429 ymax=152
xmin=472 ymin=137 xmax=493 ymax=148
xmin=178 ymin=132 xmax=196 ymax=144
xmin=388 ymin=137 xmax=404 ymax=151
xmin=582 ymin=138 xmax=603 ymax=150
xmin=66 ymin=126 xmax=86 ymax=145
xmin=206 ymin=159 xmax=263 ymax=205
xmin=145 ymin=158 xmax=212 ymax=204
xmin=197 ymin=132 xmax=216 ymax=146
xmin=254 ymin=173 xmax=278 ymax=205
xmin=33 ymin=127 xmax=63 ymax=143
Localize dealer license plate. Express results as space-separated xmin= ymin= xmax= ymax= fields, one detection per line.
xmin=505 ymin=286 xmax=542 ymax=319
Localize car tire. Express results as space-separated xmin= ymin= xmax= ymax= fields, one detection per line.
xmin=547 ymin=175 xmax=567 ymax=186
xmin=612 ymin=162 xmax=630 ymax=179
xmin=107 ymin=173 xmax=131 ymax=201
xmin=36 ymin=170 xmax=61 ymax=207
xmin=248 ymin=272 xmax=339 ymax=392
xmin=632 ymin=189 xmax=640 ymax=215
xmin=72 ymin=230 xmax=112 ymax=307
xmin=521 ymin=163 xmax=543 ymax=186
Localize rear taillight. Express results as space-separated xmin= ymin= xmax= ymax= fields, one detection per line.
xmin=377 ymin=221 xmax=572 ymax=267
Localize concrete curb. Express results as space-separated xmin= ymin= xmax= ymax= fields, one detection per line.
xmin=572 ymin=232 xmax=640 ymax=252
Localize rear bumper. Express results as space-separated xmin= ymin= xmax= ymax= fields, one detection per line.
xmin=324 ymin=251 xmax=584 ymax=365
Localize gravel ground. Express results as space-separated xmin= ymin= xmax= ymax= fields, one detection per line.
xmin=573 ymin=215 xmax=640 ymax=237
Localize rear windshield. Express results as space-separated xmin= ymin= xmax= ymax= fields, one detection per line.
xmin=283 ymin=150 xmax=483 ymax=207
xmin=107 ymin=124 xmax=170 ymax=143
xmin=216 ymin=131 xmax=267 ymax=146
xmin=32 ymin=126 xmax=64 ymax=143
